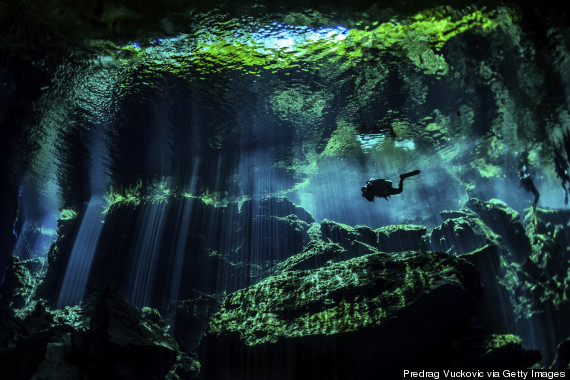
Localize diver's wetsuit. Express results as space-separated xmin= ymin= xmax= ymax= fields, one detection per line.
xmin=361 ymin=170 xmax=420 ymax=202
xmin=519 ymin=165 xmax=540 ymax=206
xmin=554 ymin=153 xmax=570 ymax=204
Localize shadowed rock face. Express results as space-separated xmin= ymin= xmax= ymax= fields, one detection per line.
xmin=429 ymin=198 xmax=570 ymax=366
xmin=429 ymin=198 xmax=531 ymax=257
xmin=36 ymin=196 xmax=314 ymax=308
xmin=0 ymin=289 xmax=178 ymax=379
xmin=82 ymin=288 xmax=179 ymax=379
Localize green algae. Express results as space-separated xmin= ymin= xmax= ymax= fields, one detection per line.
xmin=102 ymin=179 xmax=232 ymax=213
xmin=59 ymin=209 xmax=78 ymax=220
xmin=320 ymin=120 xmax=362 ymax=158
xmin=207 ymin=250 xmax=473 ymax=346
xmin=105 ymin=6 xmax=504 ymax=81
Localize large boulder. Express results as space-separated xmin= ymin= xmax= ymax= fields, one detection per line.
xmin=0 ymin=302 xmax=75 ymax=379
xmin=430 ymin=198 xmax=532 ymax=258
xmin=464 ymin=198 xmax=532 ymax=258
xmin=199 ymin=250 xmax=483 ymax=379
xmin=320 ymin=219 xmax=377 ymax=255
xmin=171 ymin=293 xmax=220 ymax=353
xmin=79 ymin=288 xmax=178 ymax=379
xmin=430 ymin=216 xmax=502 ymax=254
xmin=229 ymin=197 xmax=314 ymax=266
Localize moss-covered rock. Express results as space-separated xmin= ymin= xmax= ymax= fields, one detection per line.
xmin=429 ymin=197 xmax=531 ymax=258
xmin=271 ymin=240 xmax=363 ymax=274
xmin=199 ymin=250 xmax=482 ymax=378
xmin=430 ymin=216 xmax=502 ymax=254
xmin=465 ymin=198 xmax=532 ymax=258
xmin=376 ymin=224 xmax=427 ymax=252
xmin=0 ymin=256 xmax=36 ymax=310
xmin=320 ymin=219 xmax=377 ymax=254
xmin=449 ymin=334 xmax=541 ymax=369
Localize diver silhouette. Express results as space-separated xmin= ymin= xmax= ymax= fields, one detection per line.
xmin=518 ymin=154 xmax=539 ymax=207
xmin=361 ymin=170 xmax=420 ymax=202
xmin=554 ymin=150 xmax=570 ymax=204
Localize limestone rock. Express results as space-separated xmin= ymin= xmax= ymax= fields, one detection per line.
xmin=440 ymin=209 xmax=478 ymax=220
xmin=431 ymin=198 xmax=532 ymax=258
xmin=167 ymin=351 xmax=201 ymax=380
xmin=320 ymin=219 xmax=377 ymax=255
xmin=238 ymin=197 xmax=315 ymax=225
xmin=171 ymin=293 xmax=219 ymax=352
xmin=0 ymin=256 xmax=35 ymax=309
xmin=84 ymin=288 xmax=178 ymax=379
xmin=199 ymin=250 xmax=482 ymax=378
xmin=430 ymin=216 xmax=502 ymax=255
xmin=551 ymin=337 xmax=570 ymax=369
xmin=449 ymin=334 xmax=541 ymax=369
xmin=376 ymin=224 xmax=427 ymax=252
xmin=271 ymin=240 xmax=368 ymax=274
xmin=0 ymin=318 xmax=75 ymax=379
xmin=465 ymin=198 xmax=531 ymax=258
xmin=230 ymin=197 xmax=313 ymax=265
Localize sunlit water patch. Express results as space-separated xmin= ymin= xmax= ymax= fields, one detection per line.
xmin=57 ymin=196 xmax=106 ymax=307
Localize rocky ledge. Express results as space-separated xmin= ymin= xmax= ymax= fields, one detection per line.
xmin=198 ymin=248 xmax=536 ymax=379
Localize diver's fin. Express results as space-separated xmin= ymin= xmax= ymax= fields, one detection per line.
xmin=400 ymin=170 xmax=420 ymax=179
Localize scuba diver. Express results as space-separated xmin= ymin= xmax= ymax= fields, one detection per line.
xmin=518 ymin=154 xmax=539 ymax=207
xmin=554 ymin=149 xmax=570 ymax=204
xmin=361 ymin=170 xmax=420 ymax=202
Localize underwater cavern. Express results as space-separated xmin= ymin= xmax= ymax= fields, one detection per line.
xmin=1 ymin=0 xmax=570 ymax=378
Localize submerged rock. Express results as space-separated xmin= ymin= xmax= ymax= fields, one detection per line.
xmin=80 ymin=288 xmax=178 ymax=379
xmin=432 ymin=199 xmax=570 ymax=364
xmin=551 ymin=337 xmax=570 ymax=369
xmin=430 ymin=198 xmax=532 ymax=258
xmin=199 ymin=250 xmax=482 ymax=378
xmin=0 ymin=307 xmax=75 ymax=379
xmin=320 ymin=219 xmax=377 ymax=255
xmin=376 ymin=224 xmax=427 ymax=252
xmin=271 ymin=240 xmax=356 ymax=274
xmin=230 ymin=197 xmax=314 ymax=266
xmin=464 ymin=198 xmax=532 ymax=258
xmin=430 ymin=216 xmax=501 ymax=254
xmin=0 ymin=256 xmax=36 ymax=310
xmin=1 ymin=288 xmax=180 ymax=380
xmin=449 ymin=334 xmax=540 ymax=369
xmin=171 ymin=293 xmax=220 ymax=353
xmin=38 ymin=196 xmax=313 ymax=308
